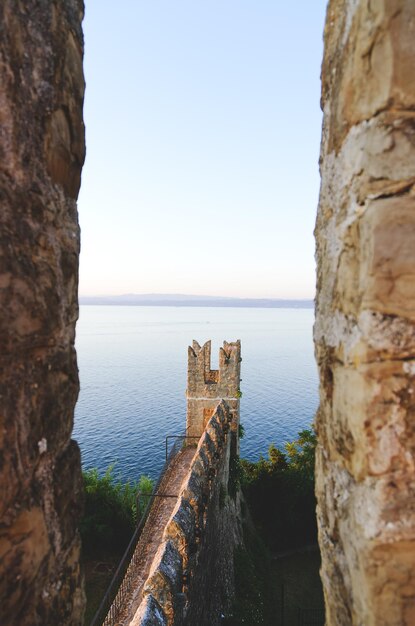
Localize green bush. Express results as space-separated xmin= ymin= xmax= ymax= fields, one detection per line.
xmin=228 ymin=452 xmax=244 ymax=500
xmin=80 ymin=465 xmax=153 ymax=556
xmin=241 ymin=428 xmax=317 ymax=552
xmin=136 ymin=474 xmax=154 ymax=517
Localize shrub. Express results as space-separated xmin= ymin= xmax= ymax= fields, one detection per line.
xmin=284 ymin=428 xmax=317 ymax=479
xmin=136 ymin=474 xmax=154 ymax=518
xmin=241 ymin=427 xmax=317 ymax=551
xmin=80 ymin=465 xmax=153 ymax=556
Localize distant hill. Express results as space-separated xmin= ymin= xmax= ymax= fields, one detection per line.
xmin=79 ymin=293 xmax=314 ymax=308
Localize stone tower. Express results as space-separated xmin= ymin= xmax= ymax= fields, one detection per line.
xmin=186 ymin=340 xmax=241 ymax=438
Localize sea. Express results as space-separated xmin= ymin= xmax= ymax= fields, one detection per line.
xmin=73 ymin=305 xmax=319 ymax=482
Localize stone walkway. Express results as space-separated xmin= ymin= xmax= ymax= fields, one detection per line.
xmin=116 ymin=446 xmax=196 ymax=626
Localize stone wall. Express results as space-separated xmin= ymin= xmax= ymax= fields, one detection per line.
xmin=315 ymin=1 xmax=415 ymax=624
xmin=0 ymin=1 xmax=85 ymax=624
xmin=186 ymin=340 xmax=241 ymax=438
xmin=130 ymin=401 xmax=242 ymax=626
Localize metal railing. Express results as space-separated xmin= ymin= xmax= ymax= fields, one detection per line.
xmin=165 ymin=434 xmax=199 ymax=461
xmin=90 ymin=434 xmax=186 ymax=626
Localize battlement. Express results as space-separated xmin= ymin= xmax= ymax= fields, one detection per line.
xmin=131 ymin=401 xmax=242 ymax=626
xmin=186 ymin=340 xmax=241 ymax=439
xmin=187 ymin=340 xmax=241 ymax=395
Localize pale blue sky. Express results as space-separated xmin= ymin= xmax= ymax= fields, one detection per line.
xmin=79 ymin=1 xmax=327 ymax=299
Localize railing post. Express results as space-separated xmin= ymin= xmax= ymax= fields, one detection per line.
xmin=165 ymin=434 xmax=199 ymax=461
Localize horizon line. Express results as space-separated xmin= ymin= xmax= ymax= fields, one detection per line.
xmin=79 ymin=292 xmax=314 ymax=301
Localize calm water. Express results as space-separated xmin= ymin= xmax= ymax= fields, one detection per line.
xmin=73 ymin=306 xmax=318 ymax=481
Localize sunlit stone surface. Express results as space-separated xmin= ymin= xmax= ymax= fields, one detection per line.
xmin=315 ymin=1 xmax=415 ymax=624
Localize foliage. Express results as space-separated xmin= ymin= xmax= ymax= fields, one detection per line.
xmin=228 ymin=450 xmax=244 ymax=500
xmin=284 ymin=428 xmax=317 ymax=478
xmin=240 ymin=427 xmax=317 ymax=551
xmin=137 ymin=474 xmax=154 ymax=517
xmin=80 ymin=465 xmax=153 ymax=556
xmin=268 ymin=444 xmax=288 ymax=470
xmin=238 ymin=423 xmax=245 ymax=439
xmin=223 ymin=427 xmax=319 ymax=625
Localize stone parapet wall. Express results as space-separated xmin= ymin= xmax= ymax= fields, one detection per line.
xmin=315 ymin=1 xmax=415 ymax=624
xmin=130 ymin=400 xmax=242 ymax=626
xmin=0 ymin=1 xmax=85 ymax=624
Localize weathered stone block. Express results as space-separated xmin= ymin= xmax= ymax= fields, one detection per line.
xmin=322 ymin=0 xmax=415 ymax=153
xmin=143 ymin=540 xmax=183 ymax=624
xmin=131 ymin=596 xmax=167 ymax=626
xmin=359 ymin=196 xmax=415 ymax=320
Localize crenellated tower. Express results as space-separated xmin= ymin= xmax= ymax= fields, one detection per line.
xmin=186 ymin=339 xmax=241 ymax=439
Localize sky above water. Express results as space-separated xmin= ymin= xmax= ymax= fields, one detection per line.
xmin=79 ymin=1 xmax=328 ymax=299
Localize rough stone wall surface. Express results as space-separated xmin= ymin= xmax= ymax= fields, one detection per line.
xmin=0 ymin=1 xmax=85 ymax=624
xmin=315 ymin=1 xmax=415 ymax=624
xmin=131 ymin=401 xmax=242 ymax=626
xmin=186 ymin=340 xmax=241 ymax=438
